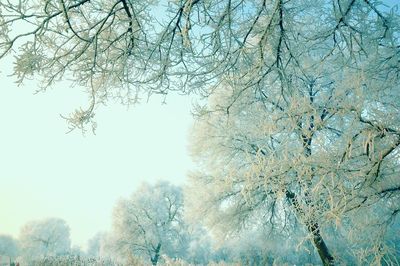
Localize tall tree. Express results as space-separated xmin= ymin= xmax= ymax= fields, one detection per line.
xmin=111 ymin=181 xmax=186 ymax=265
xmin=187 ymin=3 xmax=400 ymax=261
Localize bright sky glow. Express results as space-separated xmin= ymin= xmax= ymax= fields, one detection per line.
xmin=0 ymin=58 xmax=194 ymax=249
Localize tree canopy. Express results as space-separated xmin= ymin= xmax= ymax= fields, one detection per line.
xmin=185 ymin=1 xmax=400 ymax=264
xmin=1 ymin=0 xmax=398 ymax=131
xmin=18 ymin=218 xmax=71 ymax=263
xmin=0 ymin=235 xmax=19 ymax=259
xmin=111 ymin=181 xmax=186 ymax=265
xmin=187 ymin=58 xmax=400 ymax=263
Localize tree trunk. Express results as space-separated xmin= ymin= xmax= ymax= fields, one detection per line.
xmin=309 ymin=222 xmax=335 ymax=265
xmin=151 ymin=243 xmax=162 ymax=265
xmin=286 ymin=190 xmax=335 ymax=265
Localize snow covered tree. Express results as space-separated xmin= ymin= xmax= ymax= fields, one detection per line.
xmin=188 ymin=67 xmax=399 ymax=263
xmin=111 ymin=181 xmax=186 ymax=265
xmin=18 ymin=218 xmax=71 ymax=262
xmin=86 ymin=232 xmax=108 ymax=258
xmin=0 ymin=235 xmax=19 ymax=261
xmin=1 ymin=1 xmax=398 ymax=132
xmin=182 ymin=225 xmax=214 ymax=265
xmin=85 ymin=232 xmax=125 ymax=263
xmin=187 ymin=2 xmax=400 ymax=264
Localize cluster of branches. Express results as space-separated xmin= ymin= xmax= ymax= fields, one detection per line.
xmin=1 ymin=0 xmax=399 ymax=265
xmin=1 ymin=0 xmax=397 ymax=131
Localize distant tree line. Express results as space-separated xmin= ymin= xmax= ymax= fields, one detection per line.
xmin=2 ymin=180 xmax=398 ymax=265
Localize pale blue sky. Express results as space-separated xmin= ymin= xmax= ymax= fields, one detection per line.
xmin=0 ymin=57 xmax=194 ymax=249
